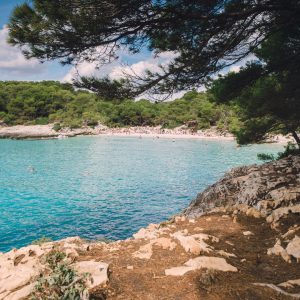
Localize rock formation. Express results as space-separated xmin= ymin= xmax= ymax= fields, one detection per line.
xmin=184 ymin=155 xmax=300 ymax=221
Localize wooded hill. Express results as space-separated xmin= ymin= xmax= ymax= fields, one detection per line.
xmin=0 ymin=81 xmax=241 ymax=132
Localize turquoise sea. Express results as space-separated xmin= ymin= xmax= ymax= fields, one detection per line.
xmin=0 ymin=136 xmax=283 ymax=252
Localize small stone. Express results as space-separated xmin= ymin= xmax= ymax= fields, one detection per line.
xmin=243 ymin=231 xmax=254 ymax=236
xmin=217 ymin=250 xmax=237 ymax=258
xmin=246 ymin=207 xmax=261 ymax=218
xmin=127 ymin=266 xmax=134 ymax=270
xmin=194 ymin=227 xmax=204 ymax=232
xmin=225 ymin=241 xmax=234 ymax=246
xmin=132 ymin=243 xmax=153 ymax=260
xmin=222 ymin=215 xmax=230 ymax=219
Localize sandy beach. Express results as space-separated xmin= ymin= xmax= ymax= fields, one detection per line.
xmin=0 ymin=124 xmax=295 ymax=143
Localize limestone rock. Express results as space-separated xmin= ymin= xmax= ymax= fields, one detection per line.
xmin=217 ymin=250 xmax=237 ymax=258
xmin=171 ymin=231 xmax=219 ymax=255
xmin=133 ymin=237 xmax=176 ymax=259
xmin=3 ymin=283 xmax=34 ymax=300
xmin=73 ymin=260 xmax=109 ymax=288
xmin=266 ymin=205 xmax=300 ymax=223
xmin=243 ymin=231 xmax=254 ymax=236
xmin=165 ymin=266 xmax=194 ymax=276
xmin=165 ymin=256 xmax=237 ymax=276
xmin=282 ymin=226 xmax=300 ymax=240
xmin=133 ymin=223 xmax=170 ymax=240
xmin=286 ymin=236 xmax=300 ymax=262
xmin=267 ymin=239 xmax=291 ymax=263
xmin=132 ymin=243 xmax=153 ymax=260
xmin=279 ymin=279 xmax=300 ymax=288
xmin=184 ymin=156 xmax=300 ymax=218
xmin=246 ymin=207 xmax=261 ymax=218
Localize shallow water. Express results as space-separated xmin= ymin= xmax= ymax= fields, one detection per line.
xmin=0 ymin=136 xmax=283 ymax=252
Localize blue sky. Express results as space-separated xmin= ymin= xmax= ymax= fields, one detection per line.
xmin=0 ymin=0 xmax=158 ymax=83
xmin=0 ymin=0 xmax=75 ymax=81
xmin=0 ymin=0 xmax=243 ymax=92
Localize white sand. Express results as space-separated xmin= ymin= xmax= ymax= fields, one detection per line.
xmin=0 ymin=124 xmax=295 ymax=144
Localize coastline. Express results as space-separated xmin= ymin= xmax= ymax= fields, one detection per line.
xmin=1 ymin=155 xmax=299 ymax=299
xmin=0 ymin=124 xmax=294 ymax=143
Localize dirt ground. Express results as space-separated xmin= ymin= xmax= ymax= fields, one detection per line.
xmin=71 ymin=212 xmax=300 ymax=300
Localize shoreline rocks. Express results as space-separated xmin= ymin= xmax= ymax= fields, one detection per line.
xmin=184 ymin=155 xmax=300 ymax=221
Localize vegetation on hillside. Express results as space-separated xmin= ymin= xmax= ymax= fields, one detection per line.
xmin=0 ymin=81 xmax=241 ymax=132
xmin=7 ymin=1 xmax=300 ymax=146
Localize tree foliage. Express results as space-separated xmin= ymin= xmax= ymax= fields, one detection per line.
xmin=0 ymin=81 xmax=240 ymax=131
xmin=8 ymin=0 xmax=300 ymax=96
xmin=209 ymin=27 xmax=300 ymax=147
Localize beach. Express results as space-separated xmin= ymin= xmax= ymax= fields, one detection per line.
xmin=0 ymin=124 xmax=295 ymax=143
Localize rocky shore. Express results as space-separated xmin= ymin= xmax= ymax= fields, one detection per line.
xmin=1 ymin=156 xmax=300 ymax=299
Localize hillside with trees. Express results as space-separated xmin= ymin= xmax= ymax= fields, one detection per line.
xmin=7 ymin=0 xmax=300 ymax=147
xmin=0 ymin=81 xmax=241 ymax=132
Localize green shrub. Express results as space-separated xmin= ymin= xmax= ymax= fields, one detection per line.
xmin=31 ymin=236 xmax=53 ymax=246
xmin=31 ymin=250 xmax=90 ymax=300
xmin=277 ymin=143 xmax=300 ymax=159
xmin=35 ymin=117 xmax=49 ymax=125
xmin=257 ymin=153 xmax=275 ymax=161
xmin=52 ymin=123 xmax=62 ymax=132
xmin=258 ymin=142 xmax=300 ymax=161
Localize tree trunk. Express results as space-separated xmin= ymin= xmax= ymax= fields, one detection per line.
xmin=291 ymin=130 xmax=300 ymax=149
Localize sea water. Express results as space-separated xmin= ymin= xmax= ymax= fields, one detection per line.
xmin=0 ymin=136 xmax=283 ymax=252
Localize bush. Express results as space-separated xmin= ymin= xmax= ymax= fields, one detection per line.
xmin=52 ymin=123 xmax=62 ymax=132
xmin=257 ymin=153 xmax=275 ymax=161
xmin=31 ymin=250 xmax=90 ymax=300
xmin=31 ymin=236 xmax=53 ymax=246
xmin=257 ymin=142 xmax=300 ymax=161
xmin=35 ymin=117 xmax=49 ymax=125
xmin=277 ymin=143 xmax=300 ymax=159
xmin=199 ymin=269 xmax=219 ymax=291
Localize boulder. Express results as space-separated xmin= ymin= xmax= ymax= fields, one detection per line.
xmin=184 ymin=156 xmax=300 ymax=219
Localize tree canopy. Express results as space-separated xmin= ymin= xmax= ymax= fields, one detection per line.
xmin=8 ymin=0 xmax=300 ymax=96
xmin=209 ymin=24 xmax=300 ymax=147
xmin=0 ymin=81 xmax=240 ymax=131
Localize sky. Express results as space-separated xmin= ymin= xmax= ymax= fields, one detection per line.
xmin=0 ymin=0 xmax=245 ymax=98
xmin=0 ymin=0 xmax=176 ymax=86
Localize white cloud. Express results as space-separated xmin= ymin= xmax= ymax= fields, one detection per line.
xmin=62 ymin=50 xmax=178 ymax=83
xmin=110 ymin=51 xmax=177 ymax=80
xmin=229 ymin=65 xmax=241 ymax=73
xmin=61 ymin=50 xmax=195 ymax=101
xmin=0 ymin=25 xmax=45 ymax=76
